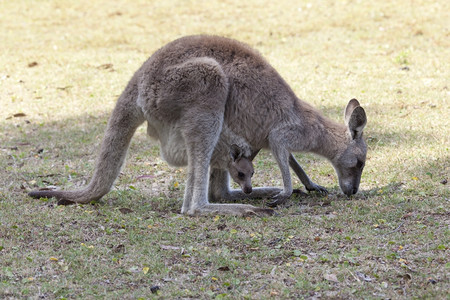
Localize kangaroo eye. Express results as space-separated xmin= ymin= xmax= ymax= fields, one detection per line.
xmin=238 ymin=172 xmax=245 ymax=179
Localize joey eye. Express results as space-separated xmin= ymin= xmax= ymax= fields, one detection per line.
xmin=356 ymin=160 xmax=364 ymax=169
xmin=238 ymin=172 xmax=245 ymax=179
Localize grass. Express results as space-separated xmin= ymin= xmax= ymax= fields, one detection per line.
xmin=1 ymin=0 xmax=449 ymax=298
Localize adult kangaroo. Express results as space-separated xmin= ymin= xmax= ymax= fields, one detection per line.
xmin=29 ymin=35 xmax=367 ymax=216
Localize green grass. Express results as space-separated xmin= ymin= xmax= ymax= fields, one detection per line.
xmin=1 ymin=0 xmax=449 ymax=298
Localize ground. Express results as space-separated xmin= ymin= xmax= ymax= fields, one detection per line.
xmin=0 ymin=0 xmax=448 ymax=298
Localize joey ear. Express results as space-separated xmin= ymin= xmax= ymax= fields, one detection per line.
xmin=249 ymin=149 xmax=261 ymax=161
xmin=347 ymin=106 xmax=367 ymax=139
xmin=230 ymin=144 xmax=243 ymax=161
xmin=344 ymin=98 xmax=361 ymax=125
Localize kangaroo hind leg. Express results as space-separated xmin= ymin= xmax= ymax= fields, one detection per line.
xmin=186 ymin=137 xmax=274 ymax=216
xmin=168 ymin=59 xmax=270 ymax=216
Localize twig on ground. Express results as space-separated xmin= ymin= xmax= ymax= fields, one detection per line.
xmin=378 ymin=221 xmax=405 ymax=236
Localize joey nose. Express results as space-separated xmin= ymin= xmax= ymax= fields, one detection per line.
xmin=243 ymin=186 xmax=252 ymax=194
xmin=344 ymin=187 xmax=358 ymax=196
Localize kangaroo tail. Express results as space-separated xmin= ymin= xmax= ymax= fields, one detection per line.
xmin=29 ymin=78 xmax=145 ymax=204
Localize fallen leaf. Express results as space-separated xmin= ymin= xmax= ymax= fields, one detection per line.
xmin=402 ymin=212 xmax=413 ymax=219
xmin=113 ymin=244 xmax=125 ymax=253
xmin=49 ymin=257 xmax=59 ymax=261
xmin=56 ymin=85 xmax=73 ymax=91
xmin=97 ymin=63 xmax=113 ymax=70
xmin=143 ymin=267 xmax=149 ymax=274
xmin=355 ymin=271 xmax=373 ymax=282
xmin=108 ymin=11 xmax=123 ymax=17
xmin=399 ymin=273 xmax=412 ymax=280
xmin=119 ymin=207 xmax=133 ymax=214
xmin=270 ymin=290 xmax=279 ymax=296
xmin=160 ymin=244 xmax=181 ymax=251
xmin=28 ymin=62 xmax=38 ymax=68
xmin=150 ymin=285 xmax=160 ymax=294
xmin=136 ymin=174 xmax=155 ymax=180
xmin=128 ymin=266 xmax=140 ymax=273
xmin=217 ymin=223 xmax=226 ymax=230
xmin=324 ymin=273 xmax=339 ymax=283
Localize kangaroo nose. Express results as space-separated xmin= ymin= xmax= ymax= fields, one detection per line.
xmin=243 ymin=186 xmax=252 ymax=194
xmin=344 ymin=187 xmax=357 ymax=196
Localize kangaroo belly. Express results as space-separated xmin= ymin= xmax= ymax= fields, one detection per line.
xmin=160 ymin=137 xmax=188 ymax=167
xmin=147 ymin=120 xmax=188 ymax=167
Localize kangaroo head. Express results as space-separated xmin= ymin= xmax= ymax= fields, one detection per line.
xmin=228 ymin=144 xmax=254 ymax=194
xmin=332 ymin=99 xmax=367 ymax=196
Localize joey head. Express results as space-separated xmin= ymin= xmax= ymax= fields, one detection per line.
xmin=228 ymin=144 xmax=254 ymax=194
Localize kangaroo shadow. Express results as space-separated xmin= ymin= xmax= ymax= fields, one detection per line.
xmin=3 ymin=100 xmax=445 ymax=209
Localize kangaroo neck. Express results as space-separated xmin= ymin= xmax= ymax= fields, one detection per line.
xmin=297 ymin=104 xmax=348 ymax=161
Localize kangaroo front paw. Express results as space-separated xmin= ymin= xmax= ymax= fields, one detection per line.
xmin=306 ymin=183 xmax=328 ymax=195
xmin=267 ymin=192 xmax=291 ymax=207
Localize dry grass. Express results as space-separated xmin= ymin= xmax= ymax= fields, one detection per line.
xmin=0 ymin=0 xmax=448 ymax=298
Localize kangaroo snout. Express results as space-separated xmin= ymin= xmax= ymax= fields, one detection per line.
xmin=346 ymin=188 xmax=358 ymax=196
xmin=342 ymin=184 xmax=358 ymax=196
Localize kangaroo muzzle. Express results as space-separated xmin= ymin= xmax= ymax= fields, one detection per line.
xmin=341 ymin=182 xmax=359 ymax=196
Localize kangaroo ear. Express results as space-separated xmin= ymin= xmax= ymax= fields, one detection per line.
xmin=230 ymin=144 xmax=243 ymax=161
xmin=347 ymin=106 xmax=367 ymax=139
xmin=344 ymin=98 xmax=361 ymax=125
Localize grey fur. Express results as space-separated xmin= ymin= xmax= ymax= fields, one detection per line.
xmin=29 ymin=35 xmax=367 ymax=216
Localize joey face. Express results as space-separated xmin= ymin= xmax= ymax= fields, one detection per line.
xmin=229 ymin=157 xmax=254 ymax=194
xmin=333 ymin=99 xmax=368 ymax=197
xmin=228 ymin=144 xmax=254 ymax=194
